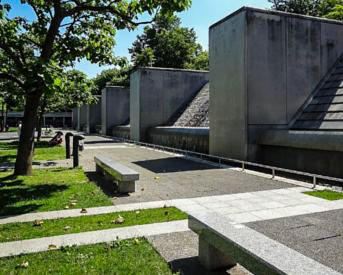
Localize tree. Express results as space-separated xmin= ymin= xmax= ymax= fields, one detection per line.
xmin=269 ymin=0 xmax=343 ymax=19
xmin=129 ymin=14 xmax=208 ymax=69
xmin=36 ymin=70 xmax=95 ymax=141
xmin=92 ymin=60 xmax=131 ymax=95
xmin=0 ymin=0 xmax=191 ymax=175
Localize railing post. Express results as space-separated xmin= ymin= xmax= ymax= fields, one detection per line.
xmin=272 ymin=169 xmax=276 ymax=179
xmin=73 ymin=135 xmax=85 ymax=168
xmin=65 ymin=132 xmax=74 ymax=159
xmin=313 ymin=176 xmax=317 ymax=189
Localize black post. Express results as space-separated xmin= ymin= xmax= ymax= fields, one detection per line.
xmin=73 ymin=135 xmax=85 ymax=168
xmin=65 ymin=132 xmax=74 ymax=159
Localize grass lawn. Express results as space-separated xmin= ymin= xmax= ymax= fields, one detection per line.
xmin=0 ymin=207 xmax=187 ymax=243
xmin=0 ymin=239 xmax=175 ymax=275
xmin=7 ymin=127 xmax=18 ymax=132
xmin=0 ymin=168 xmax=112 ymax=216
xmin=304 ymin=189 xmax=343 ymax=201
xmin=0 ymin=141 xmax=65 ymax=163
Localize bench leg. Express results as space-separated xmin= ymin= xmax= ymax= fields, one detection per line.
xmin=199 ymin=235 xmax=236 ymax=270
xmin=118 ymin=181 xmax=136 ymax=193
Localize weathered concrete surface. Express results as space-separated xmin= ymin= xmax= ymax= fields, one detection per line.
xmin=77 ymin=105 xmax=87 ymax=131
xmin=130 ymin=67 xmax=209 ymax=142
xmin=112 ymin=125 xmax=130 ymax=139
xmin=72 ymin=108 xmax=78 ymax=129
xmin=247 ymin=209 xmax=343 ymax=274
xmin=209 ymin=7 xmax=343 ymax=161
xmin=148 ymin=127 xmax=209 ymax=154
xmin=209 ymin=10 xmax=247 ymax=160
xmin=102 ymin=86 xmax=129 ymax=135
xmin=86 ymin=97 xmax=102 ymax=134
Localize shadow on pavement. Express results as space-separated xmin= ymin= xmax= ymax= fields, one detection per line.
xmin=133 ymin=157 xmax=218 ymax=173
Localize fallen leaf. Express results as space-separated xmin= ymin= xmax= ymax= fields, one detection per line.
xmin=64 ymin=206 xmax=70 ymax=209
xmin=154 ymin=176 xmax=160 ymax=180
xmin=80 ymin=208 xmax=88 ymax=214
xmin=33 ymin=220 xmax=44 ymax=227
xmin=141 ymin=188 xmax=145 ymax=191
xmin=113 ymin=215 xmax=125 ymax=224
xmin=70 ymin=203 xmax=77 ymax=206
xmin=134 ymin=238 xmax=140 ymax=244
xmin=64 ymin=226 xmax=71 ymax=231
xmin=135 ymin=211 xmax=140 ymax=214
xmin=48 ymin=244 xmax=58 ymax=250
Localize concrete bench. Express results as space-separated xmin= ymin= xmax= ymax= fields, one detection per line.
xmin=189 ymin=212 xmax=340 ymax=275
xmin=94 ymin=156 xmax=139 ymax=193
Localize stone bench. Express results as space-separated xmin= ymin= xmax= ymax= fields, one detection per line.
xmin=189 ymin=212 xmax=340 ymax=275
xmin=94 ymin=156 xmax=139 ymax=193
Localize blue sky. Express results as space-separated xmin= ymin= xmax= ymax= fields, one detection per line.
xmin=6 ymin=0 xmax=271 ymax=78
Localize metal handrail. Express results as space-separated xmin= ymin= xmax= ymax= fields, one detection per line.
xmin=113 ymin=137 xmax=343 ymax=189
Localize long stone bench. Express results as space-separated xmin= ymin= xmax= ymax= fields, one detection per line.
xmin=94 ymin=156 xmax=139 ymax=193
xmin=189 ymin=212 xmax=340 ymax=275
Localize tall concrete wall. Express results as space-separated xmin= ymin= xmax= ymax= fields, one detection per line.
xmin=102 ymin=86 xmax=129 ymax=135
xmin=130 ymin=67 xmax=209 ymax=142
xmin=210 ymin=7 xmax=343 ymax=160
xmin=72 ymin=108 xmax=78 ymax=129
xmin=86 ymin=96 xmax=102 ymax=134
xmin=77 ymin=105 xmax=87 ymax=131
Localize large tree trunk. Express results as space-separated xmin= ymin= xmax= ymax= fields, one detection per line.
xmin=14 ymin=93 xmax=41 ymax=176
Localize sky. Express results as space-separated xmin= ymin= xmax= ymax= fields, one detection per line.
xmin=5 ymin=0 xmax=271 ymax=78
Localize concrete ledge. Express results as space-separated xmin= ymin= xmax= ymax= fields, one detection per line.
xmin=258 ymin=130 xmax=343 ymax=152
xmin=189 ymin=212 xmax=340 ymax=275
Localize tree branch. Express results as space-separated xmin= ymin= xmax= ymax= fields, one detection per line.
xmin=0 ymin=73 xmax=25 ymax=90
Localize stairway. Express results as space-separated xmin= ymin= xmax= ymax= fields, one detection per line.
xmin=292 ymin=58 xmax=343 ymax=130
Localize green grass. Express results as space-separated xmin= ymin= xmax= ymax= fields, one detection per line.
xmin=0 ymin=239 xmax=175 ymax=275
xmin=0 ymin=141 xmax=65 ymax=163
xmin=304 ymin=189 xmax=343 ymax=201
xmin=0 ymin=168 xmax=112 ymax=216
xmin=0 ymin=207 xmax=187 ymax=243
xmin=7 ymin=127 xmax=18 ymax=133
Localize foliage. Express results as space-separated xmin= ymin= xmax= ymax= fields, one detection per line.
xmin=304 ymin=189 xmax=343 ymax=200
xmin=0 ymin=168 xmax=112 ymax=216
xmin=269 ymin=0 xmax=343 ymax=20
xmin=0 ymin=207 xmax=187 ymax=243
xmin=0 ymin=0 xmax=192 ymax=175
xmin=0 ymin=240 xmax=174 ymax=275
xmin=129 ymin=14 xmax=208 ymax=70
xmin=92 ymin=61 xmax=131 ymax=95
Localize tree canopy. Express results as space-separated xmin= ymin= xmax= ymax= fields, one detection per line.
xmin=129 ymin=14 xmax=208 ymax=70
xmin=269 ymin=0 xmax=343 ymax=20
xmin=0 ymin=0 xmax=192 ymax=175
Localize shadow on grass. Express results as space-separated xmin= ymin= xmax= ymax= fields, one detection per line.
xmin=0 ymin=180 xmax=69 ymax=216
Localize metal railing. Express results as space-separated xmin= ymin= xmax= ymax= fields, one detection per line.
xmin=112 ymin=136 xmax=343 ymax=189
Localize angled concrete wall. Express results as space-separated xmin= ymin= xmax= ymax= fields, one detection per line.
xmin=102 ymin=86 xmax=129 ymax=135
xmin=86 ymin=96 xmax=102 ymax=134
xmin=210 ymin=7 xmax=343 ymax=160
xmin=130 ymin=67 xmax=209 ymax=142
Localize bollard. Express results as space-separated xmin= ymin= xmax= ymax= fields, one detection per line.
xmin=65 ymin=132 xmax=74 ymax=159
xmin=73 ymin=135 xmax=85 ymax=168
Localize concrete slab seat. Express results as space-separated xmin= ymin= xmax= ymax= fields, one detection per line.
xmin=189 ymin=213 xmax=340 ymax=275
xmin=94 ymin=156 xmax=139 ymax=193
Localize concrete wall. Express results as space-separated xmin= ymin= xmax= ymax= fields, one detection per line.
xmin=86 ymin=97 xmax=102 ymax=134
xmin=130 ymin=67 xmax=209 ymax=142
xmin=77 ymin=105 xmax=87 ymax=131
xmin=112 ymin=126 xmax=130 ymax=140
xmin=148 ymin=127 xmax=209 ymax=154
xmin=102 ymin=86 xmax=129 ymax=135
xmin=210 ymin=7 xmax=343 ymax=160
xmin=72 ymin=108 xmax=78 ymax=129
